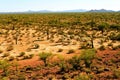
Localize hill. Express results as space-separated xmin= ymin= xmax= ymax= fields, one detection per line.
xmin=88 ymin=9 xmax=114 ymax=12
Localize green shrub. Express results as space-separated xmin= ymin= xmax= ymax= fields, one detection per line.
xmin=18 ymin=52 xmax=25 ymax=57
xmin=6 ymin=45 xmax=13 ymax=51
xmin=110 ymin=33 xmax=120 ymax=41
xmin=0 ymin=50 xmax=3 ymax=53
xmin=99 ymin=45 xmax=105 ymax=51
xmin=112 ymin=45 xmax=120 ymax=50
xmin=80 ymin=44 xmax=87 ymax=49
xmin=67 ymin=49 xmax=75 ymax=54
xmin=80 ymin=49 xmax=96 ymax=67
xmin=39 ymin=52 xmax=52 ymax=66
xmin=29 ymin=54 xmax=34 ymax=59
xmin=23 ymin=55 xmax=30 ymax=60
xmin=49 ymin=54 xmax=65 ymax=67
xmin=39 ymin=52 xmax=52 ymax=61
xmin=75 ymin=73 xmax=90 ymax=80
xmin=107 ymin=43 xmax=113 ymax=46
xmin=22 ymin=54 xmax=34 ymax=59
xmin=113 ymin=69 xmax=120 ymax=79
xmin=56 ymin=55 xmax=72 ymax=72
xmin=17 ymin=74 xmax=26 ymax=80
xmin=2 ymin=53 xmax=10 ymax=57
xmin=0 ymin=60 xmax=11 ymax=76
xmin=58 ymin=48 xmax=63 ymax=52
xmin=58 ymin=61 xmax=68 ymax=72
xmin=8 ymin=56 xmax=14 ymax=61
xmin=110 ymin=24 xmax=120 ymax=30
xmin=68 ymin=55 xmax=81 ymax=70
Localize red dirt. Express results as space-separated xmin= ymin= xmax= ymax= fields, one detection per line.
xmin=96 ymin=48 xmax=120 ymax=62
xmin=18 ymin=56 xmax=44 ymax=68
xmin=17 ymin=49 xmax=120 ymax=68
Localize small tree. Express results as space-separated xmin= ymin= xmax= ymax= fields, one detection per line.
xmin=90 ymin=20 xmax=96 ymax=48
xmin=14 ymin=27 xmax=20 ymax=45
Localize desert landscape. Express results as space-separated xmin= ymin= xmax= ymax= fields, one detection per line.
xmin=0 ymin=13 xmax=120 ymax=80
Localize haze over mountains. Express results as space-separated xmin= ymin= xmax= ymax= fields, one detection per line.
xmin=21 ymin=9 xmax=120 ymax=13
xmin=0 ymin=9 xmax=120 ymax=13
xmin=26 ymin=9 xmax=117 ymax=13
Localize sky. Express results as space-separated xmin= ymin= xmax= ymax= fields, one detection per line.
xmin=0 ymin=0 xmax=120 ymax=12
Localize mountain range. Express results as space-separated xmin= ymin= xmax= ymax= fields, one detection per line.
xmin=27 ymin=9 xmax=119 ymax=13
xmin=0 ymin=9 xmax=120 ymax=13
xmin=88 ymin=9 xmax=115 ymax=12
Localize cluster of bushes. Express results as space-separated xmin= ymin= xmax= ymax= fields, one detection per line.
xmin=0 ymin=49 xmax=120 ymax=79
xmin=38 ymin=49 xmax=96 ymax=79
xmin=109 ymin=33 xmax=120 ymax=41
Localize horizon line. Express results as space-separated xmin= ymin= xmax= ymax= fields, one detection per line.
xmin=0 ymin=8 xmax=120 ymax=13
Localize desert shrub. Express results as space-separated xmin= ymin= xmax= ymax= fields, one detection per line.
xmin=82 ymin=68 xmax=91 ymax=73
xmin=0 ymin=60 xmax=11 ymax=76
xmin=0 ymin=50 xmax=3 ymax=53
xmin=75 ymin=73 xmax=91 ymax=80
xmin=22 ymin=66 xmax=33 ymax=72
xmin=6 ymin=45 xmax=13 ymax=51
xmin=80 ymin=45 xmax=87 ymax=49
xmin=2 ymin=53 xmax=10 ymax=57
xmin=49 ymin=54 xmax=65 ymax=67
xmin=29 ymin=54 xmax=34 ymax=59
xmin=67 ymin=49 xmax=75 ymax=54
xmin=8 ymin=56 xmax=14 ymax=61
xmin=115 ymin=33 xmax=120 ymax=41
xmin=22 ymin=55 xmax=30 ymax=60
xmin=0 ymin=77 xmax=9 ymax=80
xmin=18 ymin=52 xmax=25 ymax=57
xmin=107 ymin=43 xmax=113 ymax=46
xmin=68 ymin=55 xmax=81 ymax=70
xmin=39 ymin=52 xmax=52 ymax=61
xmin=117 ymin=51 xmax=120 ymax=56
xmin=22 ymin=54 xmax=34 ymax=59
xmin=56 ymin=56 xmax=72 ymax=72
xmin=9 ymin=75 xmax=18 ymax=80
xmin=58 ymin=48 xmax=63 ymax=52
xmin=80 ymin=42 xmax=92 ymax=49
xmin=39 ymin=52 xmax=52 ymax=66
xmin=63 ymin=73 xmax=70 ymax=79
xmin=112 ymin=46 xmax=120 ymax=50
xmin=26 ymin=48 xmax=31 ymax=52
xmin=97 ymin=23 xmax=109 ymax=35
xmin=58 ymin=60 xmax=68 ymax=72
xmin=110 ymin=33 xmax=120 ymax=41
xmin=17 ymin=74 xmax=26 ymax=80
xmin=98 ymin=45 xmax=105 ymax=50
xmin=80 ymin=49 xmax=96 ymax=67
xmin=110 ymin=24 xmax=120 ymax=30
xmin=12 ymin=61 xmax=19 ymax=72
xmin=113 ymin=69 xmax=120 ymax=79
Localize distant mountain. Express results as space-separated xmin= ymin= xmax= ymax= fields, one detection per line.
xmin=27 ymin=9 xmax=117 ymax=13
xmin=26 ymin=10 xmax=52 ymax=13
xmin=26 ymin=9 xmax=87 ymax=13
xmin=38 ymin=10 xmax=52 ymax=13
xmin=61 ymin=9 xmax=87 ymax=12
xmin=1 ymin=9 xmax=120 ymax=13
xmin=88 ymin=9 xmax=114 ymax=12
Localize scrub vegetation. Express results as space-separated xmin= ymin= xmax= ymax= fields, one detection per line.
xmin=0 ymin=12 xmax=120 ymax=79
